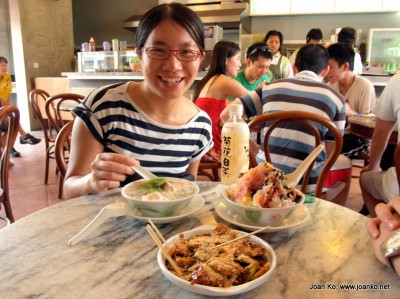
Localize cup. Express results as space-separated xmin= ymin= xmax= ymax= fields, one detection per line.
xmin=81 ymin=42 xmax=89 ymax=52
xmin=103 ymin=41 xmax=111 ymax=51
xmin=112 ymin=39 xmax=119 ymax=51
xmin=120 ymin=40 xmax=127 ymax=50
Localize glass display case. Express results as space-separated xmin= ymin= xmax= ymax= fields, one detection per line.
xmin=77 ymin=50 xmax=138 ymax=72
xmin=366 ymin=28 xmax=400 ymax=74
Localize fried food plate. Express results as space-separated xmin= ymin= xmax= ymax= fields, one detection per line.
xmin=157 ymin=225 xmax=276 ymax=296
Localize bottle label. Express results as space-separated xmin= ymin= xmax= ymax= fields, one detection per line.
xmin=221 ymin=123 xmax=250 ymax=185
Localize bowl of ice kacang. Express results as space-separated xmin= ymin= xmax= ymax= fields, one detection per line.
xmin=222 ymin=162 xmax=305 ymax=226
xmin=157 ymin=224 xmax=276 ymax=296
xmin=121 ymin=177 xmax=199 ymax=217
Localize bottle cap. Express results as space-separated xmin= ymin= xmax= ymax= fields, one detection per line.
xmin=229 ymin=104 xmax=243 ymax=115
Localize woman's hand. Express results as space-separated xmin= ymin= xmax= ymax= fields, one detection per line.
xmin=86 ymin=153 xmax=140 ymax=194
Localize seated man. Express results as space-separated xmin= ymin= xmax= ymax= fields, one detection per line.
xmin=221 ymin=44 xmax=351 ymax=206
xmin=367 ymin=196 xmax=400 ymax=276
xmin=327 ymin=43 xmax=376 ymax=158
xmin=234 ymin=42 xmax=272 ymax=90
xmin=360 ymin=71 xmax=400 ymax=216
xmin=289 ymin=28 xmax=323 ymax=71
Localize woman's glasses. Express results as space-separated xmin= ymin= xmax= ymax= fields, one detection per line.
xmin=144 ymin=47 xmax=200 ymax=62
xmin=247 ymin=46 xmax=271 ymax=58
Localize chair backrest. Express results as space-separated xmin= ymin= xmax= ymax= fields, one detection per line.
xmin=29 ymin=89 xmax=52 ymax=143
xmin=0 ymin=106 xmax=20 ymax=223
xmin=45 ymin=93 xmax=84 ymax=133
xmin=395 ymin=143 xmax=400 ymax=192
xmin=248 ymin=110 xmax=343 ymax=198
xmin=55 ymin=119 xmax=75 ymax=181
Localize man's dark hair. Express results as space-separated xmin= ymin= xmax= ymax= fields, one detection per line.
xmin=337 ymin=27 xmax=356 ymax=46
xmin=327 ymin=43 xmax=355 ymax=71
xmin=246 ymin=42 xmax=272 ymax=62
xmin=295 ymin=44 xmax=328 ymax=74
xmin=306 ymin=28 xmax=323 ymax=43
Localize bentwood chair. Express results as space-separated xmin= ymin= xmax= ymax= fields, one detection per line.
xmin=248 ymin=110 xmax=343 ymax=199
xmin=197 ymin=160 xmax=221 ymax=181
xmin=0 ymin=106 xmax=20 ymax=224
xmin=55 ymin=119 xmax=75 ymax=199
xmin=45 ymin=93 xmax=84 ymax=134
xmin=29 ymin=89 xmax=53 ymax=184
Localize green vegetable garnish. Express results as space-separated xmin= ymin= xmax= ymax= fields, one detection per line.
xmin=137 ymin=177 xmax=168 ymax=195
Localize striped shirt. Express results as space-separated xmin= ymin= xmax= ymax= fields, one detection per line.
xmin=73 ymin=82 xmax=213 ymax=184
xmin=240 ymin=71 xmax=346 ymax=191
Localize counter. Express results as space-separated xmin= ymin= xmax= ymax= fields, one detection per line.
xmin=61 ymin=72 xmax=207 ymax=97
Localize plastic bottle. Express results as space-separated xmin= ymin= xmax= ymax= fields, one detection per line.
xmin=221 ymin=104 xmax=250 ymax=185
xmin=89 ymin=37 xmax=96 ymax=52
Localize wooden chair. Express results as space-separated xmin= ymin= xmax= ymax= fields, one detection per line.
xmin=45 ymin=93 xmax=83 ymax=199
xmin=197 ymin=160 xmax=221 ymax=181
xmin=29 ymin=89 xmax=53 ymax=184
xmin=0 ymin=106 xmax=20 ymax=224
xmin=45 ymin=93 xmax=84 ymax=134
xmin=394 ymin=143 xmax=400 ymax=191
xmin=248 ymin=110 xmax=343 ymax=199
xmin=55 ymin=119 xmax=75 ymax=199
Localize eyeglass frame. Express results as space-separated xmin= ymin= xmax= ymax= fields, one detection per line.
xmin=143 ymin=47 xmax=201 ymax=62
xmin=247 ymin=46 xmax=271 ymax=58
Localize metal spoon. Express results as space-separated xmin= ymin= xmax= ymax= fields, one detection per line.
xmin=284 ymin=144 xmax=324 ymax=189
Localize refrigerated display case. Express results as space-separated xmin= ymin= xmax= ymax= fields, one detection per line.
xmin=77 ymin=50 xmax=137 ymax=72
xmin=366 ymin=28 xmax=400 ymax=74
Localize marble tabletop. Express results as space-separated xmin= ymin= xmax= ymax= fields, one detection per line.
xmin=0 ymin=182 xmax=399 ymax=299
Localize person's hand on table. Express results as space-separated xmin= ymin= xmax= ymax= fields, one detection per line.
xmin=367 ymin=197 xmax=400 ymax=270
xmin=87 ymin=153 xmax=140 ymax=194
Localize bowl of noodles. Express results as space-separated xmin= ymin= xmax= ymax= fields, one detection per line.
xmin=157 ymin=224 xmax=276 ymax=296
xmin=121 ymin=177 xmax=199 ymax=217
xmin=221 ymin=162 xmax=305 ymax=226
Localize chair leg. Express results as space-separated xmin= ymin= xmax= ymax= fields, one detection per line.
xmin=45 ymin=152 xmax=49 ymax=184
xmin=212 ymin=168 xmax=220 ymax=181
xmin=58 ymin=175 xmax=64 ymax=199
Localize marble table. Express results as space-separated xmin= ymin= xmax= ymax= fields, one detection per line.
xmin=348 ymin=114 xmax=398 ymax=144
xmin=0 ymin=182 xmax=399 ymax=298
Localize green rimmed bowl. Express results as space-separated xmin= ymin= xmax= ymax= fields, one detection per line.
xmin=121 ymin=178 xmax=199 ymax=217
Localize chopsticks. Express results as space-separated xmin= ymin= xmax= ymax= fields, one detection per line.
xmin=209 ymin=226 xmax=271 ymax=250
xmin=146 ymin=219 xmax=182 ymax=276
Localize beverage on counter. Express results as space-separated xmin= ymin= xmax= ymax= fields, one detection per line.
xmin=221 ymin=104 xmax=250 ymax=185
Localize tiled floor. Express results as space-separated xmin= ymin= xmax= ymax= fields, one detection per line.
xmin=0 ymin=133 xmax=365 ymax=228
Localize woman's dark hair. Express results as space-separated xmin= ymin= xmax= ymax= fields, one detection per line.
xmin=193 ymin=41 xmax=240 ymax=99
xmin=295 ymin=44 xmax=328 ymax=74
xmin=136 ymin=3 xmax=205 ymax=53
xmin=263 ymin=30 xmax=283 ymax=51
xmin=0 ymin=57 xmax=8 ymax=63
xmin=327 ymin=43 xmax=355 ymax=71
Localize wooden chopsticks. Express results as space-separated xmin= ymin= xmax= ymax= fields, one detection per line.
xmin=209 ymin=225 xmax=271 ymax=250
xmin=146 ymin=219 xmax=182 ymax=276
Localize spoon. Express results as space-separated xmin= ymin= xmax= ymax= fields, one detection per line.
xmin=68 ymin=199 xmax=135 ymax=246
xmin=284 ymin=144 xmax=324 ymax=189
xmin=131 ymin=165 xmax=157 ymax=180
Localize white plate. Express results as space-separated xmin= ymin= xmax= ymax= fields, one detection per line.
xmin=215 ymin=201 xmax=310 ymax=232
xmin=128 ymin=195 xmax=205 ymax=224
xmin=157 ymin=225 xmax=276 ymax=296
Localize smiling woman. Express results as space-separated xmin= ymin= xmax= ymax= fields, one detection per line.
xmin=62 ymin=3 xmax=213 ymax=200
